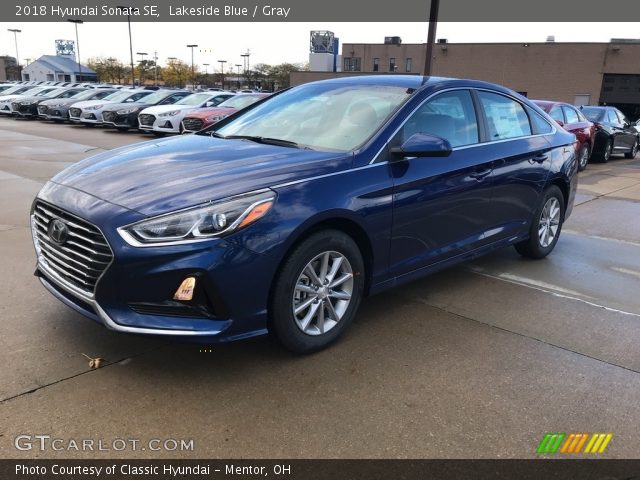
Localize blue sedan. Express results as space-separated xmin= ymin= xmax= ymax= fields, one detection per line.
xmin=31 ymin=75 xmax=578 ymax=353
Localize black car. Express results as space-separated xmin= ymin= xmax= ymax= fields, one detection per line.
xmin=101 ymin=89 xmax=191 ymax=131
xmin=12 ymin=87 xmax=86 ymax=118
xmin=580 ymin=106 xmax=639 ymax=162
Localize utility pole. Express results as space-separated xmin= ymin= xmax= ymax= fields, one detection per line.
xmin=423 ymin=0 xmax=440 ymax=76
xmin=153 ymin=51 xmax=158 ymax=85
xmin=235 ymin=64 xmax=242 ymax=89
xmin=136 ymin=52 xmax=147 ymax=84
xmin=7 ymin=29 xmax=21 ymax=71
xmin=217 ymin=60 xmax=227 ymax=89
xmin=117 ymin=6 xmax=135 ymax=86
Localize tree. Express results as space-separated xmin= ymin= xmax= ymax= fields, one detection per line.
xmin=162 ymin=59 xmax=190 ymax=88
xmin=87 ymin=56 xmax=126 ymax=84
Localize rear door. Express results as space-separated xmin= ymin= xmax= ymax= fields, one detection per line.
xmin=476 ymin=90 xmax=553 ymax=242
xmin=615 ymin=109 xmax=637 ymax=150
xmin=606 ymin=108 xmax=627 ymax=151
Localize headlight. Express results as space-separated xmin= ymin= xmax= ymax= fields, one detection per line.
xmin=85 ymin=104 xmax=103 ymax=110
xmin=159 ymin=110 xmax=181 ymax=117
xmin=118 ymin=190 xmax=276 ymax=246
xmin=116 ymin=107 xmax=140 ymax=115
xmin=205 ymin=114 xmax=229 ymax=123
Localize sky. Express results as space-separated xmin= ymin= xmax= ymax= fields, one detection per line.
xmin=1 ymin=22 xmax=640 ymax=71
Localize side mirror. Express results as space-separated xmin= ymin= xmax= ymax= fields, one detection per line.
xmin=390 ymin=133 xmax=452 ymax=159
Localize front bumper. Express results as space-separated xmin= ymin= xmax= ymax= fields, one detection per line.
xmin=139 ymin=115 xmax=181 ymax=133
xmin=102 ymin=111 xmax=137 ymax=128
xmin=31 ymin=185 xmax=275 ymax=340
xmin=79 ymin=111 xmax=103 ymax=124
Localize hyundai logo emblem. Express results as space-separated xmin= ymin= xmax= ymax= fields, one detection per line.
xmin=48 ymin=218 xmax=68 ymax=245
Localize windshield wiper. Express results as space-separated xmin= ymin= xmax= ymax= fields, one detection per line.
xmin=225 ymin=135 xmax=312 ymax=150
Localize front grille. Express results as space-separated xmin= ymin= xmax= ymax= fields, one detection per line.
xmin=182 ymin=118 xmax=204 ymax=131
xmin=69 ymin=107 xmax=81 ymax=118
xmin=103 ymin=111 xmax=116 ymax=123
xmin=139 ymin=114 xmax=155 ymax=126
xmin=38 ymin=105 xmax=48 ymax=115
xmin=32 ymin=201 xmax=113 ymax=297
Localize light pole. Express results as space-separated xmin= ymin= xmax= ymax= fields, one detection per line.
xmin=241 ymin=51 xmax=250 ymax=87
xmin=67 ymin=20 xmax=84 ymax=81
xmin=217 ymin=60 xmax=227 ymax=89
xmin=153 ymin=51 xmax=158 ymax=85
xmin=136 ymin=52 xmax=147 ymax=84
xmin=203 ymin=63 xmax=210 ymax=87
xmin=7 ymin=29 xmax=21 ymax=77
xmin=235 ymin=64 xmax=242 ymax=89
xmin=167 ymin=57 xmax=180 ymax=88
xmin=423 ymin=0 xmax=440 ymax=75
xmin=186 ymin=44 xmax=198 ymax=89
xmin=117 ymin=6 xmax=135 ymax=86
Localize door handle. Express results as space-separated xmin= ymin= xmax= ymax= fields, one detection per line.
xmin=531 ymin=153 xmax=548 ymax=164
xmin=470 ymin=167 xmax=492 ymax=180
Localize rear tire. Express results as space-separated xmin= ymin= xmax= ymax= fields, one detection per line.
xmin=270 ymin=230 xmax=365 ymax=354
xmin=625 ymin=138 xmax=638 ymax=159
xmin=515 ymin=185 xmax=565 ymax=259
xmin=595 ymin=139 xmax=611 ymax=163
xmin=577 ymin=144 xmax=590 ymax=171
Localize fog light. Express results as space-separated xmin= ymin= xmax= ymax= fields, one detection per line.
xmin=174 ymin=277 xmax=196 ymax=301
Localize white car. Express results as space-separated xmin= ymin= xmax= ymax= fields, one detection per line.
xmin=69 ymin=89 xmax=154 ymax=125
xmin=138 ymin=92 xmax=234 ymax=135
xmin=0 ymin=86 xmax=57 ymax=115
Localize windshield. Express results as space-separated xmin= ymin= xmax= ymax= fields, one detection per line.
xmin=214 ymin=83 xmax=413 ymax=151
xmin=70 ymin=89 xmax=102 ymax=100
xmin=34 ymin=88 xmax=59 ymax=97
xmin=43 ymin=88 xmax=72 ymax=98
xmin=218 ymin=95 xmax=264 ymax=109
xmin=581 ymin=107 xmax=604 ymax=122
xmin=176 ymin=93 xmax=214 ymax=106
xmin=137 ymin=91 xmax=171 ymax=104
xmin=103 ymin=90 xmax=139 ymax=102
xmin=0 ymin=85 xmax=30 ymax=95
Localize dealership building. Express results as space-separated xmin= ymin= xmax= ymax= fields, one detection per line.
xmin=292 ymin=38 xmax=640 ymax=119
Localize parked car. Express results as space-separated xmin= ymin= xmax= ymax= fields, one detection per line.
xmin=69 ymin=89 xmax=154 ymax=126
xmin=137 ymin=92 xmax=235 ymax=135
xmin=12 ymin=87 xmax=86 ymax=118
xmin=181 ymin=93 xmax=270 ymax=133
xmin=101 ymin=89 xmax=191 ymax=131
xmin=579 ymin=106 xmax=639 ymax=162
xmin=38 ymin=88 xmax=117 ymax=121
xmin=31 ymin=75 xmax=577 ymax=353
xmin=0 ymin=86 xmax=59 ymax=115
xmin=533 ymin=100 xmax=595 ymax=171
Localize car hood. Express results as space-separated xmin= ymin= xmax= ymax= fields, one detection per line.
xmin=50 ymin=134 xmax=351 ymax=216
xmin=40 ymin=97 xmax=80 ymax=107
xmin=186 ymin=107 xmax=237 ymax=120
xmin=103 ymin=101 xmax=149 ymax=112
xmin=15 ymin=95 xmax=49 ymax=104
xmin=141 ymin=104 xmax=199 ymax=115
xmin=69 ymin=99 xmax=114 ymax=109
xmin=0 ymin=93 xmax=34 ymax=102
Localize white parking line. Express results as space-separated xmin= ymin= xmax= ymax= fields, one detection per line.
xmin=467 ymin=268 xmax=640 ymax=319
xmin=563 ymin=229 xmax=640 ymax=247
xmin=611 ymin=266 xmax=640 ymax=279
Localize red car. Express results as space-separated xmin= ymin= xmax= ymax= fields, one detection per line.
xmin=181 ymin=93 xmax=270 ymax=133
xmin=533 ymin=100 xmax=596 ymax=171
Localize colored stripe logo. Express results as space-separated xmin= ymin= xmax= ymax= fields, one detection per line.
xmin=537 ymin=433 xmax=613 ymax=454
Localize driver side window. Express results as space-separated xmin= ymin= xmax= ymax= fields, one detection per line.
xmin=399 ymin=90 xmax=479 ymax=148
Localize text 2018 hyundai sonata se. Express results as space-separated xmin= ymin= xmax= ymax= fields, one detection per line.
xmin=31 ymin=76 xmax=578 ymax=353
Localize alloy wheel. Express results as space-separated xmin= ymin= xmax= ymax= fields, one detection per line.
xmin=292 ymin=251 xmax=354 ymax=336
xmin=604 ymin=143 xmax=611 ymax=161
xmin=538 ymin=197 xmax=561 ymax=248
xmin=579 ymin=147 xmax=589 ymax=170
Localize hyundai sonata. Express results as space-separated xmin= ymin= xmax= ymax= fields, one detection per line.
xmin=31 ymin=76 xmax=577 ymax=353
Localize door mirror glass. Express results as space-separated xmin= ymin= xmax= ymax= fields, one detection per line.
xmin=390 ymin=133 xmax=452 ymax=158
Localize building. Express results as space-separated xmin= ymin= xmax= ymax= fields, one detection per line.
xmin=0 ymin=56 xmax=20 ymax=82
xmin=21 ymin=55 xmax=97 ymax=83
xmin=291 ymin=39 xmax=640 ymax=119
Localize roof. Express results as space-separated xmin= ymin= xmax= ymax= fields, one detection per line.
xmin=31 ymin=55 xmax=96 ymax=75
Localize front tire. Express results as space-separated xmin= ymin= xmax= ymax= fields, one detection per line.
xmin=596 ymin=139 xmax=611 ymax=163
xmin=625 ymin=138 xmax=638 ymax=159
xmin=515 ymin=185 xmax=565 ymax=259
xmin=270 ymin=230 xmax=365 ymax=354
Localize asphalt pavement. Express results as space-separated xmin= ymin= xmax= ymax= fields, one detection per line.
xmin=1 ymin=117 xmax=639 ymax=459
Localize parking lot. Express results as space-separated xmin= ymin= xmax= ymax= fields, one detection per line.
xmin=1 ymin=118 xmax=640 ymax=459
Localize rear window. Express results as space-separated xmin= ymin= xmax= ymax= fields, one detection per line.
xmin=478 ymin=91 xmax=532 ymax=140
xmin=581 ymin=107 xmax=604 ymax=122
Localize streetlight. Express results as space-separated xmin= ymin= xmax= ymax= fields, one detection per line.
xmin=67 ymin=20 xmax=84 ymax=81
xmin=203 ymin=63 xmax=210 ymax=87
xmin=241 ymin=51 xmax=250 ymax=87
xmin=136 ymin=52 xmax=147 ymax=84
xmin=423 ymin=0 xmax=440 ymax=75
xmin=186 ymin=44 xmax=198 ymax=89
xmin=217 ymin=60 xmax=227 ymax=89
xmin=7 ymin=29 xmax=21 ymax=75
xmin=117 ymin=6 xmax=135 ymax=86
xmin=235 ymin=64 xmax=242 ymax=89
xmin=153 ymin=51 xmax=158 ymax=85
